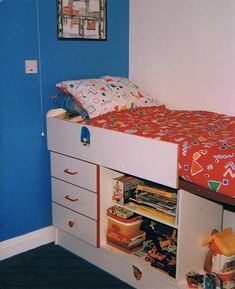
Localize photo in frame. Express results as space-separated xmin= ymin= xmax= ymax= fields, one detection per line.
xmin=57 ymin=0 xmax=106 ymax=40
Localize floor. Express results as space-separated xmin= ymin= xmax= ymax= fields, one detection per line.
xmin=0 ymin=243 xmax=135 ymax=289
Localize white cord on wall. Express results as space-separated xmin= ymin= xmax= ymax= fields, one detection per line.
xmin=36 ymin=0 xmax=45 ymax=137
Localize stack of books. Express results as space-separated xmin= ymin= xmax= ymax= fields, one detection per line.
xmin=112 ymin=175 xmax=141 ymax=205
xmin=126 ymin=184 xmax=177 ymax=224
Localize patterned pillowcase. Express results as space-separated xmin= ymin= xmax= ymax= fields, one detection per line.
xmin=101 ymin=76 xmax=160 ymax=109
xmin=56 ymin=78 xmax=118 ymax=119
xmin=56 ymin=76 xmax=159 ymax=119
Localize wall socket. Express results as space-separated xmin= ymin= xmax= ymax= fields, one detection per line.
xmin=25 ymin=60 xmax=38 ymax=74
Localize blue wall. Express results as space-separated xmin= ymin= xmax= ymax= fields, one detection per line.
xmin=0 ymin=0 xmax=129 ymax=242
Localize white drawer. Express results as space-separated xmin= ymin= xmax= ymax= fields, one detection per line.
xmin=50 ymin=152 xmax=97 ymax=192
xmin=52 ymin=178 xmax=98 ymax=220
xmin=52 ymin=203 xmax=98 ymax=247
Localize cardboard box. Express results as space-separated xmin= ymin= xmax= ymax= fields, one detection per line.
xmin=112 ymin=175 xmax=140 ymax=205
xmin=107 ymin=228 xmax=146 ymax=253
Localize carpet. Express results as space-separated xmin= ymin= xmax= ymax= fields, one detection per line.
xmin=0 ymin=243 xmax=135 ymax=289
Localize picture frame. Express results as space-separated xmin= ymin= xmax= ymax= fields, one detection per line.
xmin=57 ymin=0 xmax=106 ymax=40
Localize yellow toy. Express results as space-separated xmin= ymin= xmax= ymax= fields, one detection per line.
xmin=202 ymin=228 xmax=235 ymax=282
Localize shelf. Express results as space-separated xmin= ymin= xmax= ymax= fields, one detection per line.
xmin=117 ymin=202 xmax=178 ymax=229
xmin=101 ymin=243 xmax=177 ymax=283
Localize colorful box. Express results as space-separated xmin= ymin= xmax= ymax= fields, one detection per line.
xmin=107 ymin=228 xmax=146 ymax=253
xmin=112 ymin=175 xmax=141 ymax=205
xmin=107 ymin=206 xmax=142 ymax=237
xmin=109 ymin=205 xmax=134 ymax=219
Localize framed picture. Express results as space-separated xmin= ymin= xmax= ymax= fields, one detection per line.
xmin=57 ymin=0 xmax=106 ymax=40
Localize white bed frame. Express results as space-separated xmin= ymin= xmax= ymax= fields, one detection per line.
xmin=47 ymin=109 xmax=224 ymax=289
xmin=47 ymin=109 xmax=179 ymax=189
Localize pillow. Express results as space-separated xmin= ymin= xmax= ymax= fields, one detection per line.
xmin=52 ymin=93 xmax=89 ymax=120
xmin=56 ymin=78 xmax=117 ymax=119
xmin=100 ymin=76 xmax=160 ymax=108
xmin=56 ymin=76 xmax=160 ymax=119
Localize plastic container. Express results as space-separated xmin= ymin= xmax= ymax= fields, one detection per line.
xmin=107 ymin=206 xmax=142 ymax=237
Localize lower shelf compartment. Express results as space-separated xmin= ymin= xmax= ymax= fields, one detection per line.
xmin=106 ymin=207 xmax=178 ymax=278
xmin=55 ymin=228 xmax=181 ymax=289
xmin=106 ymin=238 xmax=177 ymax=278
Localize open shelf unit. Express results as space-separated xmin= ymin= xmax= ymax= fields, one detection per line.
xmin=98 ymin=166 xmax=223 ymax=288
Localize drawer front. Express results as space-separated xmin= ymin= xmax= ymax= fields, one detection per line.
xmin=51 ymin=152 xmax=97 ymax=192
xmin=52 ymin=178 xmax=97 ymax=220
xmin=52 ymin=203 xmax=98 ymax=247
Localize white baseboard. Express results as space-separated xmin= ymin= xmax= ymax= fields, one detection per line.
xmin=0 ymin=226 xmax=55 ymax=261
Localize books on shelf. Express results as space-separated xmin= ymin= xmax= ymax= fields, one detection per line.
xmin=129 ymin=191 xmax=176 ymax=216
xmin=125 ymin=202 xmax=176 ymax=224
xmin=136 ymin=184 xmax=177 ymax=199
xmin=111 ymin=175 xmax=178 ymax=224
xmin=112 ymin=175 xmax=141 ymax=205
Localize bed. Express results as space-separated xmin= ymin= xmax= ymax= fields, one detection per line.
xmin=48 ymin=76 xmax=235 ymax=289
xmin=51 ymin=76 xmax=235 ymax=207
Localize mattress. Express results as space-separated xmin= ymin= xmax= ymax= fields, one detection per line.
xmin=83 ymin=105 xmax=235 ymax=198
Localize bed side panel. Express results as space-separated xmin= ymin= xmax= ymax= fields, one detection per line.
xmin=47 ymin=115 xmax=179 ymax=188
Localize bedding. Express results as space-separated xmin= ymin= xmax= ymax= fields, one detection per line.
xmin=56 ymin=76 xmax=160 ymax=119
xmin=81 ymin=105 xmax=235 ymax=198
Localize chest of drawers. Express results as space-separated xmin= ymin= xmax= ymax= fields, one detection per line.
xmin=50 ymin=152 xmax=99 ymax=247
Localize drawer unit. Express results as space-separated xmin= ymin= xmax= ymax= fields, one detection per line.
xmin=50 ymin=151 xmax=99 ymax=247
xmin=50 ymin=152 xmax=97 ymax=192
xmin=52 ymin=178 xmax=98 ymax=220
xmin=53 ymin=203 xmax=98 ymax=247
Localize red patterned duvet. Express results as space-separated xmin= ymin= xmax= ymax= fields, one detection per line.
xmin=85 ymin=105 xmax=235 ymax=198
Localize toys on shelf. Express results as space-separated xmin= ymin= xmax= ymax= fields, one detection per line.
xmin=109 ymin=175 xmax=179 ymax=278
xmin=202 ymin=228 xmax=235 ymax=282
xmin=106 ymin=205 xmax=145 ymax=253
xmin=186 ymin=271 xmax=204 ymax=288
xmin=106 ymin=205 xmax=178 ymax=277
xmin=142 ymin=219 xmax=177 ymax=277
xmin=185 ymin=228 xmax=235 ymax=289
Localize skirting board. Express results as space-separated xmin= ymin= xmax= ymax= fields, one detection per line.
xmin=0 ymin=226 xmax=55 ymax=261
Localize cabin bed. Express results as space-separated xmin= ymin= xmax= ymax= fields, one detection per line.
xmin=50 ymin=76 xmax=235 ymax=204
xmin=47 ymin=76 xmax=235 ymax=289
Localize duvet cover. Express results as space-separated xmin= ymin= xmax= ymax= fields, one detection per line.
xmin=84 ymin=105 xmax=235 ymax=198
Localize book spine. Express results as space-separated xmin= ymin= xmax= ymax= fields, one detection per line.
xmin=137 ymin=184 xmax=176 ymax=199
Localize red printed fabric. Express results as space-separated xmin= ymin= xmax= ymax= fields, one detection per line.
xmin=84 ymin=105 xmax=235 ymax=198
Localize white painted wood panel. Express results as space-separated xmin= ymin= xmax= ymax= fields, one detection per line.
xmin=47 ymin=112 xmax=179 ymax=189
xmin=50 ymin=152 xmax=97 ymax=192
xmin=223 ymin=210 xmax=235 ymax=231
xmin=52 ymin=203 xmax=97 ymax=247
xmin=176 ymin=190 xmax=223 ymax=282
xmin=52 ymin=178 xmax=97 ymax=220
xmin=0 ymin=227 xmax=54 ymax=261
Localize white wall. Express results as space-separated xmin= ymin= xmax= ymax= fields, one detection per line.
xmin=129 ymin=0 xmax=235 ymax=115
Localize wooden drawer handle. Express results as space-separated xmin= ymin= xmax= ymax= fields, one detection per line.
xmin=64 ymin=168 xmax=78 ymax=175
xmin=65 ymin=195 xmax=79 ymax=202
xmin=68 ymin=220 xmax=75 ymax=228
